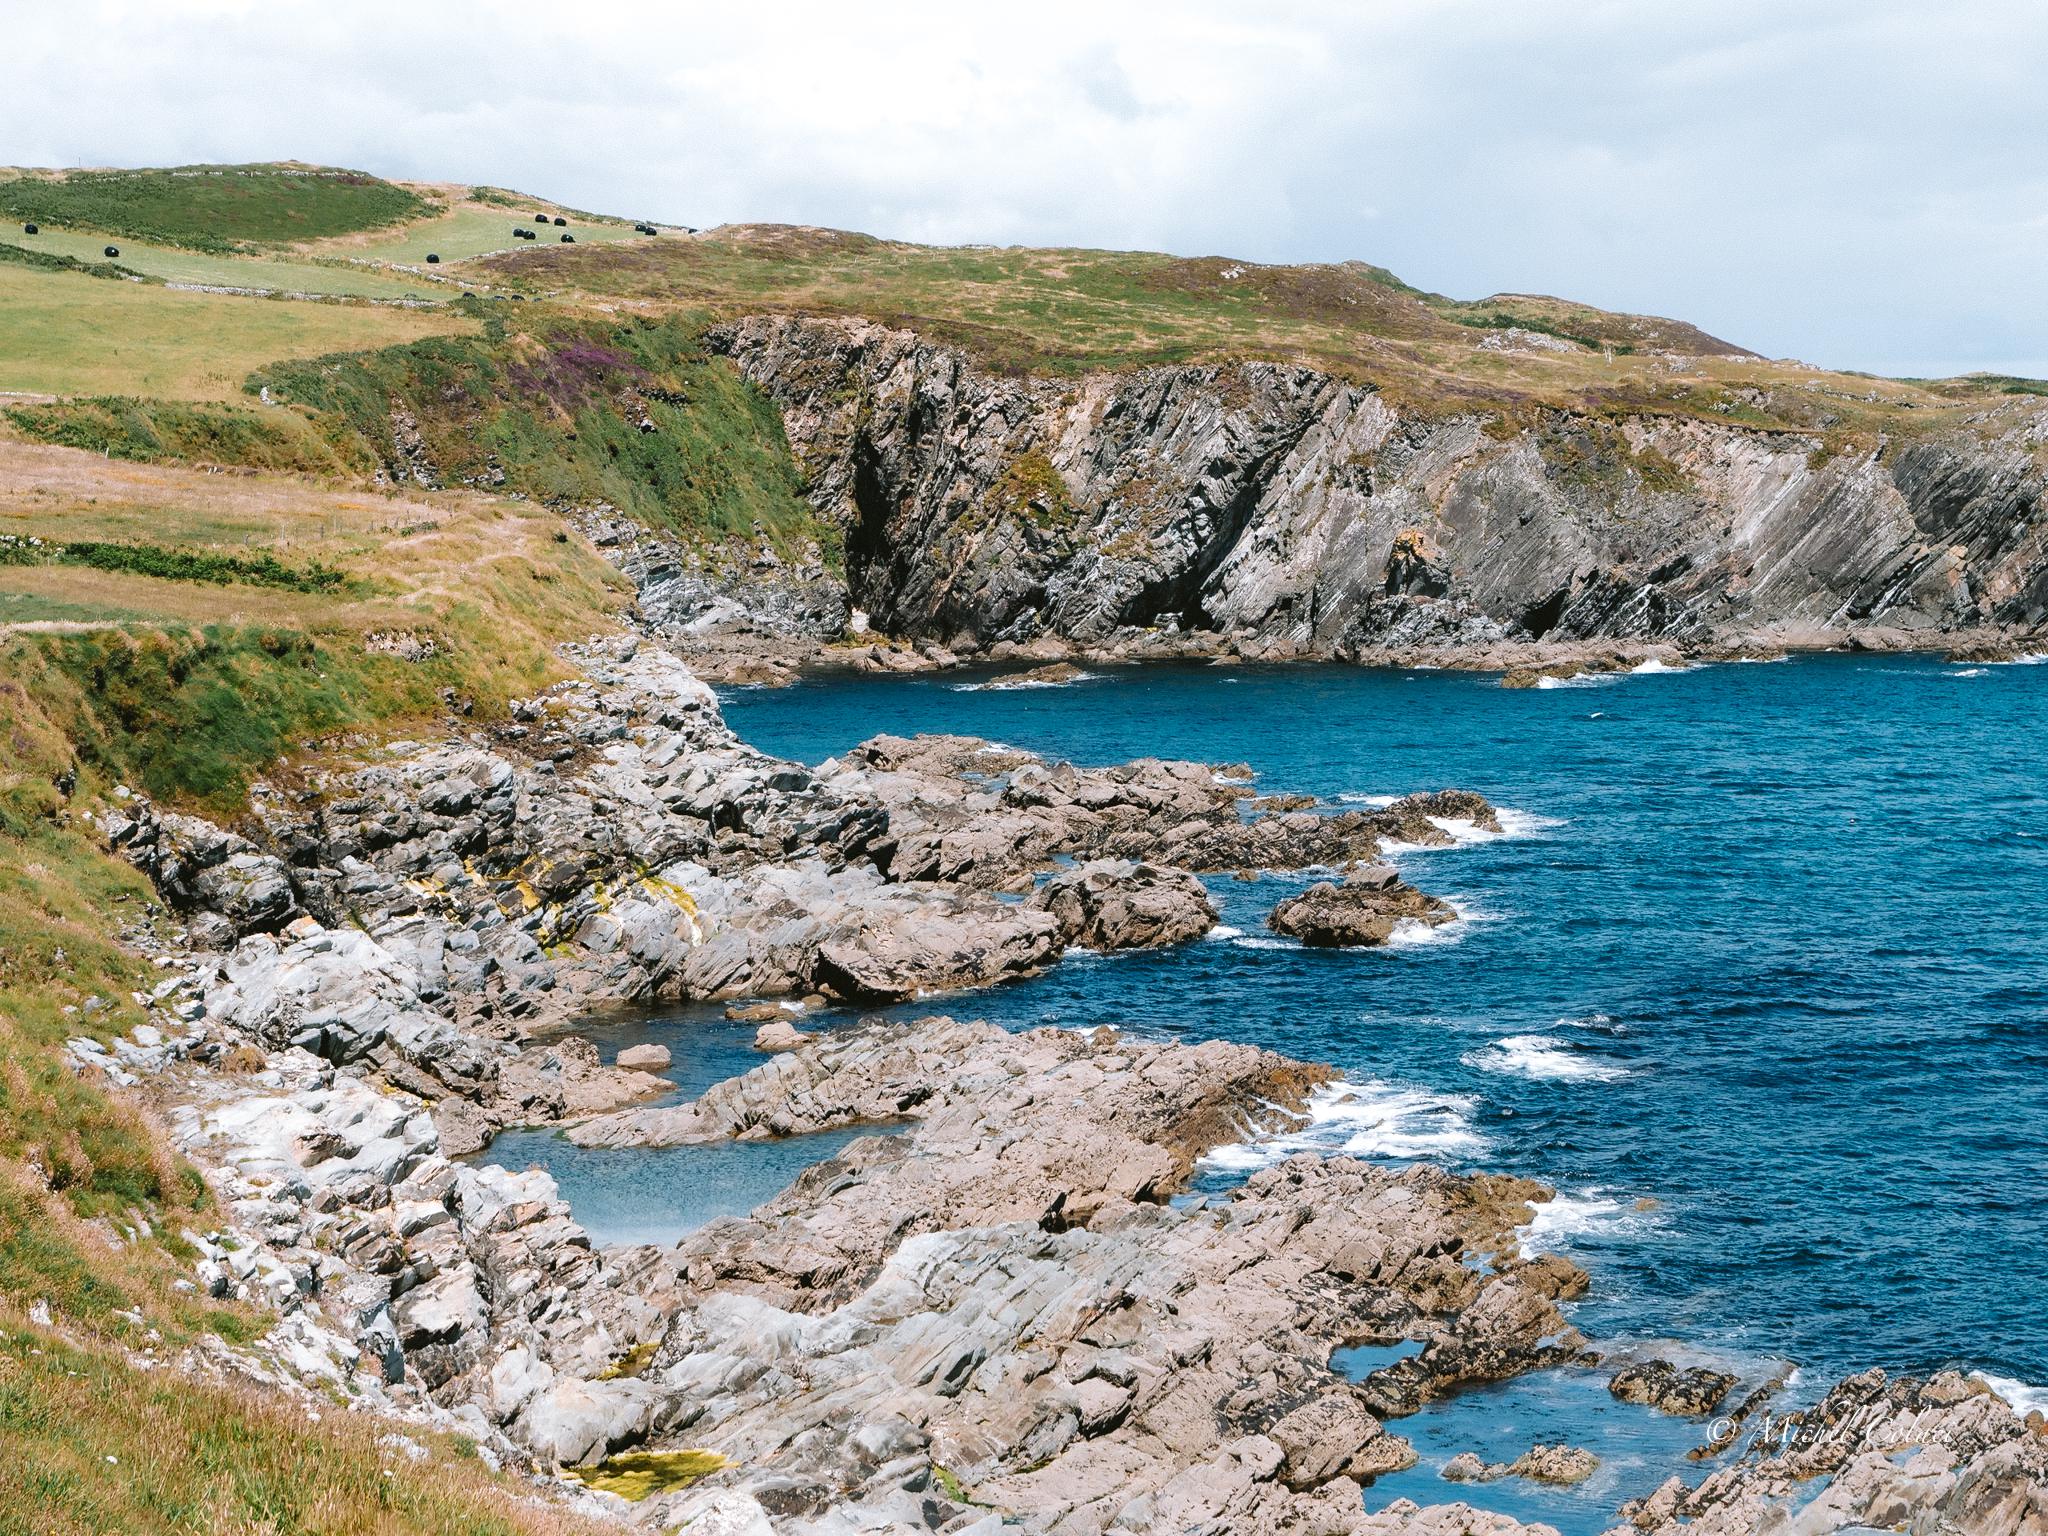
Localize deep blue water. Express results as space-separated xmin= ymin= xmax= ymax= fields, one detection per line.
xmin=485 ymin=653 xmax=2048 ymax=1532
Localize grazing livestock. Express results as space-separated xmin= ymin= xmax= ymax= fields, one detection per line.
xmin=534 ymin=213 xmax=549 ymax=224
xmin=425 ymin=253 xmax=440 ymax=264
xmin=22 ymin=223 xmax=37 ymax=234
xmin=560 ymin=233 xmax=575 ymax=243
xmin=552 ymin=216 xmax=566 ymax=226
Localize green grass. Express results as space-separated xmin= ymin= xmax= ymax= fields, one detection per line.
xmin=248 ymin=311 xmax=828 ymax=553
xmin=3 ymin=396 xmax=360 ymax=474
xmin=330 ymin=203 xmax=648 ymax=267
xmin=0 ymin=164 xmax=429 ymax=252
xmin=0 ymin=534 xmax=350 ymax=594
xmin=501 ymin=224 xmax=2006 ymax=440
xmin=0 ymin=263 xmax=478 ymax=401
xmin=0 ymin=1317 xmax=613 ymax=1536
xmin=0 ymin=226 xmax=435 ymax=300
xmin=0 ymin=445 xmax=632 ymax=1536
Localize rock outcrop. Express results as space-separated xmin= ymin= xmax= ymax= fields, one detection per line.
xmin=560 ymin=1018 xmax=1590 ymax=1533
xmin=109 ymin=640 xmax=1466 ymax=1148
xmin=1268 ymin=865 xmax=1457 ymax=946
xmin=709 ymin=313 xmax=2048 ymax=659
xmin=1609 ymin=1358 xmax=1739 ymax=1417
xmin=1621 ymin=1369 xmax=2048 ymax=1535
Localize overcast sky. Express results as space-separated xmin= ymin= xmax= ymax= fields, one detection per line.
xmin=9 ymin=1 xmax=2047 ymax=377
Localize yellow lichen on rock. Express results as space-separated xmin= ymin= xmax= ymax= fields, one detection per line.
xmin=562 ymin=1448 xmax=731 ymax=1500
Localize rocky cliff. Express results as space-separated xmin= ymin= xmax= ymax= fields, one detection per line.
xmin=708 ymin=315 xmax=2048 ymax=659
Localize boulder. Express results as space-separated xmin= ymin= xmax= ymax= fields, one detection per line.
xmin=1608 ymin=1359 xmax=1737 ymax=1416
xmin=753 ymin=1019 xmax=813 ymax=1053
xmin=1267 ymin=866 xmax=1456 ymax=946
xmin=616 ymin=1042 xmax=672 ymax=1071
xmin=1029 ymin=859 xmax=1216 ymax=950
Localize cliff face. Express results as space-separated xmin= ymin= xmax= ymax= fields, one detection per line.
xmin=711 ymin=315 xmax=2048 ymax=655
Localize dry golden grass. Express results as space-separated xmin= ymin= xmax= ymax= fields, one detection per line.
xmin=0 ymin=1304 xmax=619 ymax=1536
xmin=0 ymin=438 xmax=630 ymax=637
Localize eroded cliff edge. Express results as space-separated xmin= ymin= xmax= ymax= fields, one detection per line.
xmin=692 ymin=314 xmax=2048 ymax=662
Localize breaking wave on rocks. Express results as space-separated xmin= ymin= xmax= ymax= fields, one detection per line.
xmin=1517 ymin=1190 xmax=1665 ymax=1259
xmin=951 ymin=670 xmax=1098 ymax=692
xmin=1201 ymin=1078 xmax=1485 ymax=1173
xmin=1534 ymin=672 xmax=1621 ymax=690
xmin=1464 ymin=1033 xmax=1629 ymax=1082
xmin=1974 ymin=1372 xmax=2048 ymax=1415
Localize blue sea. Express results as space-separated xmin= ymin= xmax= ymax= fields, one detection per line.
xmin=486 ymin=653 xmax=2048 ymax=1531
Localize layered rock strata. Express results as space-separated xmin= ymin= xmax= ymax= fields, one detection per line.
xmin=701 ymin=314 xmax=2048 ymax=664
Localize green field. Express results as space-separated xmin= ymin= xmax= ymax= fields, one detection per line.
xmin=0 ymin=164 xmax=427 ymax=251
xmin=0 ymin=226 xmax=433 ymax=299
xmin=327 ymin=201 xmax=650 ymax=266
xmin=0 ymin=263 xmax=477 ymax=400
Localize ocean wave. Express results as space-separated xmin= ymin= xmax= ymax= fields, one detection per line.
xmin=1535 ymin=672 xmax=1621 ymax=689
xmin=1229 ymin=934 xmax=1297 ymax=951
xmin=1387 ymin=914 xmax=1466 ymax=948
xmin=1425 ymin=807 xmax=1567 ymax=845
xmin=1630 ymin=657 xmax=1693 ymax=675
xmin=1203 ymin=923 xmax=1244 ymax=941
xmin=1518 ymin=1188 xmax=1663 ymax=1258
xmin=1974 ymin=1372 xmax=2048 ymax=1415
xmin=1556 ymin=1012 xmax=1625 ymax=1035
xmin=1949 ymin=667 xmax=1989 ymax=679
xmin=1463 ymin=1032 xmax=1629 ymax=1082
xmin=963 ymin=670 xmax=1097 ymax=692
xmin=1201 ymin=1079 xmax=1485 ymax=1172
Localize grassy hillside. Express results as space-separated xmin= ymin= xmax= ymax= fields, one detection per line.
xmin=0 ymin=263 xmax=478 ymax=401
xmin=0 ymin=434 xmax=631 ymax=1533
xmin=244 ymin=310 xmax=823 ymax=549
xmin=485 ymin=223 xmax=2033 ymax=443
xmin=0 ymin=163 xmax=429 ymax=252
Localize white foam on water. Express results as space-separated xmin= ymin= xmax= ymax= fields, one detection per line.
xmin=1201 ymin=1078 xmax=1486 ymax=1172
xmin=1204 ymin=923 xmax=1244 ymax=941
xmin=1974 ymin=1372 xmax=2048 ymax=1415
xmin=1230 ymin=935 xmax=1297 ymax=951
xmin=1630 ymin=657 xmax=1693 ymax=675
xmin=1335 ymin=792 xmax=1402 ymax=807
xmin=974 ymin=670 xmax=1097 ymax=692
xmin=1949 ymin=667 xmax=1988 ymax=678
xmin=1517 ymin=1189 xmax=1663 ymax=1258
xmin=1556 ymin=1012 xmax=1621 ymax=1034
xmin=1464 ymin=1032 xmax=1629 ymax=1082
xmin=1423 ymin=807 xmax=1566 ymax=845
xmin=1386 ymin=913 xmax=1467 ymax=948
xmin=1535 ymin=671 xmax=1620 ymax=689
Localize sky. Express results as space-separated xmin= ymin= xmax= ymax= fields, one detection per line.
xmin=8 ymin=0 xmax=2047 ymax=378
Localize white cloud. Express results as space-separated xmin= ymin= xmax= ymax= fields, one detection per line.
xmin=5 ymin=0 xmax=2047 ymax=376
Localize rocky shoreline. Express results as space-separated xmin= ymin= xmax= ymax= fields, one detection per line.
xmin=66 ymin=632 xmax=2048 ymax=1533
